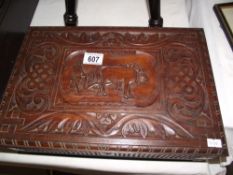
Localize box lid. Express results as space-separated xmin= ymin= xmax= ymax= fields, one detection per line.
xmin=0 ymin=27 xmax=228 ymax=160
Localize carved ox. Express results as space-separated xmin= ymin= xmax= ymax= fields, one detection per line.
xmin=99 ymin=64 xmax=148 ymax=99
xmin=62 ymin=51 xmax=157 ymax=107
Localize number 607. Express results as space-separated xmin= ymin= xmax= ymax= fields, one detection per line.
xmin=88 ymin=56 xmax=99 ymax=63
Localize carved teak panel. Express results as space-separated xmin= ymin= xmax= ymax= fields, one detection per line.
xmin=0 ymin=27 xmax=228 ymax=160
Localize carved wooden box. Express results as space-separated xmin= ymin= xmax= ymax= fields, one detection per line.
xmin=0 ymin=27 xmax=228 ymax=160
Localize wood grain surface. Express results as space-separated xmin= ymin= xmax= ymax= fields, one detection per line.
xmin=0 ymin=27 xmax=228 ymax=160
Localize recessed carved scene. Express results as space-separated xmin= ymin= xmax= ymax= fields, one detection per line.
xmin=60 ymin=51 xmax=159 ymax=107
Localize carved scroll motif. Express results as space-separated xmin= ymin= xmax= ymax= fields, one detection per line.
xmin=164 ymin=45 xmax=212 ymax=125
xmin=33 ymin=31 xmax=173 ymax=47
xmin=14 ymin=43 xmax=59 ymax=114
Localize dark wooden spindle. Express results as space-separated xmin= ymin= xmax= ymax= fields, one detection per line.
xmin=64 ymin=0 xmax=77 ymax=26
xmin=148 ymin=0 xmax=163 ymax=27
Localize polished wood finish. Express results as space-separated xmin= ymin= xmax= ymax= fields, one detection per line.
xmin=0 ymin=27 xmax=227 ymax=160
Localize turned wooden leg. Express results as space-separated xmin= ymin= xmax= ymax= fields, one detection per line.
xmin=64 ymin=0 xmax=77 ymax=26
xmin=148 ymin=0 xmax=163 ymax=27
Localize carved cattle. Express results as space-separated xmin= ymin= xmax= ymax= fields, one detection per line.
xmin=61 ymin=51 xmax=157 ymax=107
xmin=99 ymin=65 xmax=147 ymax=98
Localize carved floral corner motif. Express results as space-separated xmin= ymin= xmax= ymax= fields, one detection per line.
xmin=12 ymin=43 xmax=60 ymax=115
xmin=163 ymin=45 xmax=213 ymax=127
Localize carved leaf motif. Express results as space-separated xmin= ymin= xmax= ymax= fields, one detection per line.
xmin=59 ymin=32 xmax=101 ymax=45
xmin=19 ymin=113 xmax=193 ymax=139
xmin=125 ymin=32 xmax=169 ymax=46
xmin=162 ymin=124 xmax=176 ymax=136
xmin=20 ymin=113 xmax=89 ymax=135
xmin=111 ymin=114 xmax=194 ymax=139
xmin=43 ymin=31 xmax=173 ymax=47
xmin=122 ymin=119 xmax=155 ymax=138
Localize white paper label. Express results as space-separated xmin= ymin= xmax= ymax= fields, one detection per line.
xmin=207 ymin=138 xmax=222 ymax=148
xmin=83 ymin=52 xmax=104 ymax=65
